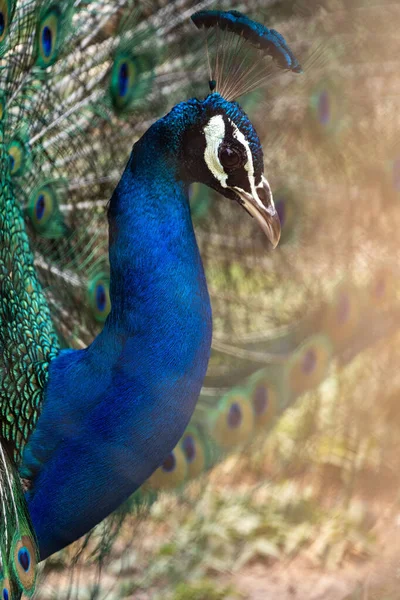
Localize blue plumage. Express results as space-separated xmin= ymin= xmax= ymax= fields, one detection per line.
xmin=23 ymin=140 xmax=211 ymax=556
xmin=22 ymin=93 xmax=275 ymax=559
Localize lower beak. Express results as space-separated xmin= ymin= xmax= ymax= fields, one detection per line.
xmin=234 ymin=176 xmax=281 ymax=249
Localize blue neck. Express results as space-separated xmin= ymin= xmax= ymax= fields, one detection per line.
xmin=22 ymin=120 xmax=212 ymax=559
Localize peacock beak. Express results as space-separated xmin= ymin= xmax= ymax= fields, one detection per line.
xmin=234 ymin=175 xmax=281 ymax=248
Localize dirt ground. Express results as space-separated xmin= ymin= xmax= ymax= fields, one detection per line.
xmin=39 ymin=473 xmax=400 ymax=600
xmin=41 ymin=512 xmax=400 ymax=600
xmin=231 ymin=562 xmax=354 ymax=600
xmin=227 ymin=511 xmax=400 ymax=600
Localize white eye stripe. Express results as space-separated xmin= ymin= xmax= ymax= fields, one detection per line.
xmin=203 ymin=115 xmax=262 ymax=201
xmin=228 ymin=118 xmax=258 ymax=198
xmin=204 ymin=115 xmax=228 ymax=188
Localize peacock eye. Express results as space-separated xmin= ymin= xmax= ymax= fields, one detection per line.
xmin=218 ymin=143 xmax=245 ymax=170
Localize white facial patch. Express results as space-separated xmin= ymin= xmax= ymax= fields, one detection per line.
xmin=203 ymin=115 xmax=228 ymax=188
xmin=204 ymin=114 xmax=267 ymax=211
xmin=228 ymin=118 xmax=258 ymax=199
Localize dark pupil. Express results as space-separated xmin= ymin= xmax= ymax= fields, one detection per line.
xmin=119 ymin=62 xmax=129 ymax=97
xmin=0 ymin=12 xmax=5 ymax=36
xmin=96 ymin=284 xmax=107 ymax=312
xmin=9 ymin=153 xmax=14 ymax=171
xmin=182 ymin=435 xmax=196 ymax=463
xmin=220 ymin=146 xmax=241 ymax=169
xmin=162 ymin=452 xmax=176 ymax=473
xmin=18 ymin=547 xmax=31 ymax=572
xmin=36 ymin=194 xmax=46 ymax=220
xmin=42 ymin=26 xmax=52 ymax=57
xmin=3 ymin=589 xmax=9 ymax=600
xmin=227 ymin=402 xmax=242 ymax=429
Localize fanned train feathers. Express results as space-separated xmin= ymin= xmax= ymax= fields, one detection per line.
xmin=0 ymin=0 xmax=398 ymax=597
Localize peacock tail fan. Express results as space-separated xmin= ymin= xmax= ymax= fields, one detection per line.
xmin=0 ymin=0 xmax=398 ymax=596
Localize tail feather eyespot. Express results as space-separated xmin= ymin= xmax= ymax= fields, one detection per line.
xmin=11 ymin=534 xmax=37 ymax=596
xmin=286 ymin=335 xmax=332 ymax=398
xmin=210 ymin=390 xmax=254 ymax=449
xmin=146 ymin=446 xmax=187 ymax=490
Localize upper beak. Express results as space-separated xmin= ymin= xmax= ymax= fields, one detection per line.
xmin=234 ymin=175 xmax=281 ymax=249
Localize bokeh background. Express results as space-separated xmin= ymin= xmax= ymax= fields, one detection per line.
xmin=34 ymin=0 xmax=400 ymax=598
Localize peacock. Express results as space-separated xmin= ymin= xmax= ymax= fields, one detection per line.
xmin=0 ymin=0 xmax=312 ymax=597
xmin=1 ymin=0 xmax=399 ymax=598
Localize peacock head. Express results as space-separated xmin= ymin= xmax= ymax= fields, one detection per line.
xmin=176 ymin=93 xmax=280 ymax=248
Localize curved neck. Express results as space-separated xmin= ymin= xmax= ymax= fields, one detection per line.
xmin=23 ymin=122 xmax=212 ymax=559
xmin=105 ymin=126 xmax=202 ymax=343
